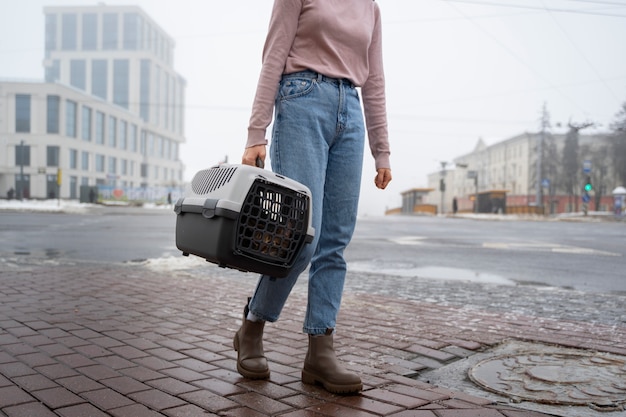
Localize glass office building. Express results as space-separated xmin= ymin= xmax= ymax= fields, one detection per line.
xmin=1 ymin=5 xmax=186 ymax=201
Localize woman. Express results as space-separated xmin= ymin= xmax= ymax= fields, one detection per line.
xmin=236 ymin=0 xmax=391 ymax=394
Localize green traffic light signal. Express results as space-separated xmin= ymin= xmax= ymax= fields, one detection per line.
xmin=584 ymin=183 xmax=592 ymax=192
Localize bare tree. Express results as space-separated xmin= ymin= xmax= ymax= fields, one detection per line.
xmin=610 ymin=102 xmax=626 ymax=186
xmin=560 ymin=121 xmax=593 ymax=212
xmin=543 ymin=131 xmax=559 ymax=213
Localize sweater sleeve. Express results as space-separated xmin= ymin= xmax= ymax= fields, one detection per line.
xmin=361 ymin=3 xmax=390 ymax=170
xmin=246 ymin=0 xmax=303 ymax=148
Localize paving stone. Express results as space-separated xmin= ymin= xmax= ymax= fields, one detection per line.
xmin=2 ymin=402 xmax=59 ymax=417
xmin=81 ymin=388 xmax=135 ymax=410
xmin=146 ymin=377 xmax=199 ymax=395
xmin=162 ymin=404 xmax=220 ymax=417
xmin=0 ymin=386 xmax=35 ymax=408
xmin=31 ymin=386 xmax=85 ymax=409
xmin=55 ymin=403 xmax=110 ymax=417
xmin=11 ymin=374 xmax=58 ymax=391
xmin=108 ymin=404 xmax=165 ymax=417
xmin=48 ymin=378 xmax=99 ymax=400
xmin=0 ymin=362 xmax=37 ymax=378
xmin=76 ymin=364 xmax=122 ymax=381
xmin=100 ymin=376 xmax=151 ymax=395
xmin=179 ymin=390 xmax=239 ymax=413
xmin=128 ymin=389 xmax=187 ymax=410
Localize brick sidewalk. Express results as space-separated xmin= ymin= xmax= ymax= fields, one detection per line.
xmin=1 ymin=262 xmax=625 ymax=417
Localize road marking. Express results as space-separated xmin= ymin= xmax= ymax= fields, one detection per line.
xmin=388 ymin=236 xmax=427 ymax=245
xmin=387 ymin=237 xmax=621 ymax=257
xmin=483 ymin=242 xmax=621 ymax=257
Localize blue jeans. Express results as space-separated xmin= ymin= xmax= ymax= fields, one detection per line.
xmin=248 ymin=71 xmax=365 ymax=335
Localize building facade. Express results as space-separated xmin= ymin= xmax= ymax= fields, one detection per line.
xmin=425 ymin=131 xmax=617 ymax=215
xmin=0 ymin=5 xmax=186 ymax=201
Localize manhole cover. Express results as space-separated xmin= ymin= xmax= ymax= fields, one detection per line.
xmin=469 ymin=350 xmax=626 ymax=410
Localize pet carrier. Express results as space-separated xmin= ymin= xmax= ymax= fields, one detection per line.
xmin=174 ymin=164 xmax=315 ymax=278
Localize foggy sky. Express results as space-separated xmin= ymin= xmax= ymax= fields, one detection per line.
xmin=1 ymin=0 xmax=625 ymax=215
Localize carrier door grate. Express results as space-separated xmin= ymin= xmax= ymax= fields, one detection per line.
xmin=236 ymin=179 xmax=310 ymax=266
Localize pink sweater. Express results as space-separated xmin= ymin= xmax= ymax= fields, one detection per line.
xmin=247 ymin=0 xmax=390 ymax=170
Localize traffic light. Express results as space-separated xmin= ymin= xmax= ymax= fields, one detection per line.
xmin=439 ymin=178 xmax=446 ymax=192
xmin=584 ymin=175 xmax=592 ymax=192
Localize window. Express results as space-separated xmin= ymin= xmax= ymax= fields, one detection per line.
xmin=92 ymin=59 xmax=107 ymax=100
xmin=69 ymin=149 xmax=78 ymax=169
xmin=47 ymin=95 xmax=60 ymax=134
xmin=113 ymin=59 xmax=129 ymax=108
xmin=155 ymin=66 xmax=161 ymax=125
xmin=82 ymin=106 xmax=92 ymax=141
xmin=121 ymin=159 xmax=128 ymax=175
xmin=108 ymin=156 xmax=117 ymax=174
xmin=70 ymin=59 xmax=86 ymax=90
xmin=140 ymin=60 xmax=150 ymax=121
xmin=148 ymin=133 xmax=154 ymax=156
xmin=82 ymin=13 xmax=97 ymax=50
xmin=95 ymin=111 xmax=105 ymax=145
xmin=81 ymin=151 xmax=89 ymax=170
xmin=61 ymin=13 xmax=77 ymax=50
xmin=119 ymin=120 xmax=127 ymax=150
xmin=156 ymin=135 xmax=163 ymax=158
xmin=45 ymin=13 xmax=57 ymax=57
xmin=103 ymin=13 xmax=118 ymax=50
xmin=130 ymin=124 xmax=138 ymax=152
xmin=66 ymin=100 xmax=77 ymax=138
xmin=15 ymin=95 xmax=31 ymax=133
xmin=140 ymin=130 xmax=147 ymax=155
xmin=164 ymin=73 xmax=169 ymax=129
xmin=109 ymin=116 xmax=117 ymax=147
xmin=47 ymin=146 xmax=60 ymax=167
xmin=123 ymin=13 xmax=139 ymax=50
xmin=15 ymin=143 xmax=31 ymax=167
xmin=70 ymin=176 xmax=78 ymax=199
xmin=141 ymin=163 xmax=148 ymax=178
xmin=96 ymin=154 xmax=105 ymax=172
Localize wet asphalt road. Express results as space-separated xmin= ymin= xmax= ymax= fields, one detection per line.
xmin=0 ymin=207 xmax=624 ymax=294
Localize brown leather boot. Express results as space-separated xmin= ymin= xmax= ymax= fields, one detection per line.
xmin=233 ymin=299 xmax=269 ymax=379
xmin=302 ymin=329 xmax=362 ymax=394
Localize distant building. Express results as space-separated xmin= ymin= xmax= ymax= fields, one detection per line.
xmin=424 ymin=131 xmax=617 ymax=215
xmin=0 ymin=4 xmax=186 ymax=201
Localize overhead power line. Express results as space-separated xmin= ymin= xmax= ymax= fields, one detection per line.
xmin=564 ymin=0 xmax=626 ymax=6
xmin=441 ymin=0 xmax=626 ymax=17
xmin=539 ymin=0 xmax=622 ymax=107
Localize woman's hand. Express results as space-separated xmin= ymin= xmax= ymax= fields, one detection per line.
xmin=242 ymin=145 xmax=266 ymax=167
xmin=375 ymin=168 xmax=392 ymax=190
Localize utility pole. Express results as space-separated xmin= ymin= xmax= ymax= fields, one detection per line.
xmin=536 ymin=104 xmax=549 ymax=214
xmin=439 ymin=161 xmax=447 ymax=215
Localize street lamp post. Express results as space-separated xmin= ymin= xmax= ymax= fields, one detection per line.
xmin=18 ymin=140 xmax=25 ymax=200
xmin=439 ymin=161 xmax=447 ymax=215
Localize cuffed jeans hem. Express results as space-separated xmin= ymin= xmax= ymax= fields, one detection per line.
xmin=303 ymin=327 xmax=335 ymax=335
xmin=248 ymin=310 xmax=277 ymax=323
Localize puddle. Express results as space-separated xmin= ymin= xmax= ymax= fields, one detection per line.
xmin=348 ymin=262 xmax=514 ymax=286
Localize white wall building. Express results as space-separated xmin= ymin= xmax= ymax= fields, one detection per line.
xmin=426 ymin=131 xmax=615 ymax=214
xmin=0 ymin=4 xmax=186 ymax=201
